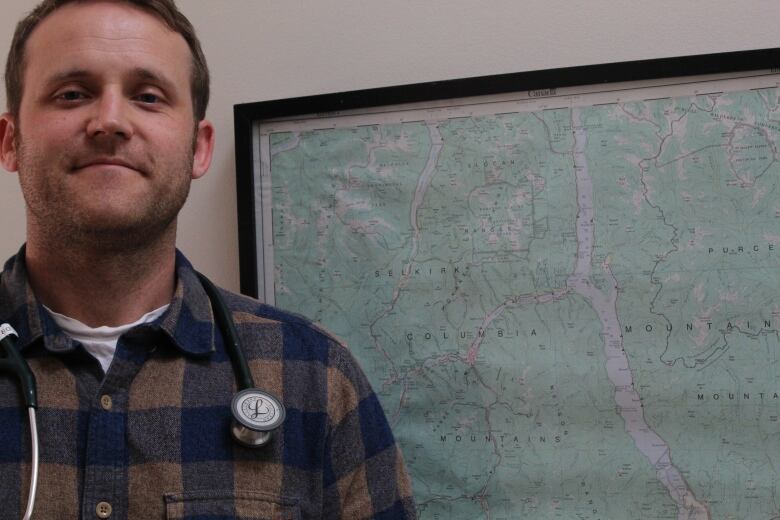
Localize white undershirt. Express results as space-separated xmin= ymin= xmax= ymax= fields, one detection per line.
xmin=45 ymin=304 xmax=170 ymax=373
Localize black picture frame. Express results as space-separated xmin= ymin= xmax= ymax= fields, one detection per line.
xmin=234 ymin=48 xmax=780 ymax=298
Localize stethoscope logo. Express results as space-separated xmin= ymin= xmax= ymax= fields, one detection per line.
xmin=233 ymin=389 xmax=285 ymax=432
xmin=241 ymin=395 xmax=276 ymax=423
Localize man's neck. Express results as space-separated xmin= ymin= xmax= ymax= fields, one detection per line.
xmin=24 ymin=228 xmax=178 ymax=328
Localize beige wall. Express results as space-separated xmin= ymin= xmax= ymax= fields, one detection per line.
xmin=0 ymin=0 xmax=777 ymax=292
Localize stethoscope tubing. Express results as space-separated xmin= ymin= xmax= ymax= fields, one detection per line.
xmin=195 ymin=273 xmax=255 ymax=390
xmin=0 ymin=325 xmax=38 ymax=520
xmin=23 ymin=407 xmax=38 ymax=520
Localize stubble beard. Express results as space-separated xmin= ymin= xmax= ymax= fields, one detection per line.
xmin=16 ymin=134 xmax=194 ymax=255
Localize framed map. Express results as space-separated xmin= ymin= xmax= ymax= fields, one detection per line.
xmin=235 ymin=49 xmax=780 ymax=519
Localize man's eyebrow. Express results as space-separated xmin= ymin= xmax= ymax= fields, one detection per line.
xmin=44 ymin=67 xmax=177 ymax=92
xmin=131 ymin=67 xmax=177 ymax=91
xmin=46 ymin=68 xmax=91 ymax=84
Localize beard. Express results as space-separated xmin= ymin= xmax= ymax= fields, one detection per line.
xmin=15 ymin=132 xmax=195 ymax=253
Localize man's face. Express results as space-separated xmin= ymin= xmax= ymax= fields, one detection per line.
xmin=0 ymin=1 xmax=213 ymax=249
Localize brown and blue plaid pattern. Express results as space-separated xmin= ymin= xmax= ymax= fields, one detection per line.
xmin=0 ymin=248 xmax=416 ymax=519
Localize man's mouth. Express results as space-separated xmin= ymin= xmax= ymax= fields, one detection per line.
xmin=72 ymin=157 xmax=144 ymax=174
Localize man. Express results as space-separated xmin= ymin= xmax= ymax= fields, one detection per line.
xmin=0 ymin=1 xmax=416 ymax=518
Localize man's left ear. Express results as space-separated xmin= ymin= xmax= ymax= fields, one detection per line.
xmin=191 ymin=119 xmax=215 ymax=180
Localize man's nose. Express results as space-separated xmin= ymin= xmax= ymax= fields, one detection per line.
xmin=85 ymin=91 xmax=133 ymax=140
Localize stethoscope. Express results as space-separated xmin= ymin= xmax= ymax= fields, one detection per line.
xmin=0 ymin=273 xmax=285 ymax=520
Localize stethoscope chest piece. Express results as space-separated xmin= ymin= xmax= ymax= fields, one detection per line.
xmin=230 ymin=388 xmax=285 ymax=448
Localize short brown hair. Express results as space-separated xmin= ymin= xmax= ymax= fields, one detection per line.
xmin=5 ymin=0 xmax=210 ymax=121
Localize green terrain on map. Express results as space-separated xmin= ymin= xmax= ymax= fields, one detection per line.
xmin=267 ymin=86 xmax=780 ymax=519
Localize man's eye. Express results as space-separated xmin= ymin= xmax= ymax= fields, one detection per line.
xmin=58 ymin=91 xmax=86 ymax=101
xmin=136 ymin=93 xmax=159 ymax=104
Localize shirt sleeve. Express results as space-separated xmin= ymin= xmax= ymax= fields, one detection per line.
xmin=321 ymin=341 xmax=417 ymax=520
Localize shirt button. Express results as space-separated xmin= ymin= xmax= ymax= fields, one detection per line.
xmin=96 ymin=501 xmax=112 ymax=518
xmin=100 ymin=395 xmax=113 ymax=411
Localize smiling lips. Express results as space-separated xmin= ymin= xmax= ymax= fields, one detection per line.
xmin=72 ymin=157 xmax=144 ymax=174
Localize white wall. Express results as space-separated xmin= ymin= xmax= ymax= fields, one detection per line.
xmin=0 ymin=0 xmax=777 ymax=292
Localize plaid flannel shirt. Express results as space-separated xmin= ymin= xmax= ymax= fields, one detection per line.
xmin=0 ymin=248 xmax=416 ymax=519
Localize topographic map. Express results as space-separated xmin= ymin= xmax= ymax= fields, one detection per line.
xmin=254 ymin=70 xmax=780 ymax=519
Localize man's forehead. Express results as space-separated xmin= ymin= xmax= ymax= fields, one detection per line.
xmin=24 ymin=0 xmax=189 ymax=71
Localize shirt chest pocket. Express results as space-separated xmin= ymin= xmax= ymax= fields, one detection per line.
xmin=164 ymin=490 xmax=300 ymax=520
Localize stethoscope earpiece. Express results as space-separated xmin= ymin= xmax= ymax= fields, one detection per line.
xmin=230 ymin=388 xmax=286 ymax=448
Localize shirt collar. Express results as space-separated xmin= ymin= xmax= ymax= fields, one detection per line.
xmin=0 ymin=245 xmax=216 ymax=357
xmin=0 ymin=245 xmax=44 ymax=351
xmin=157 ymin=250 xmax=216 ymax=357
